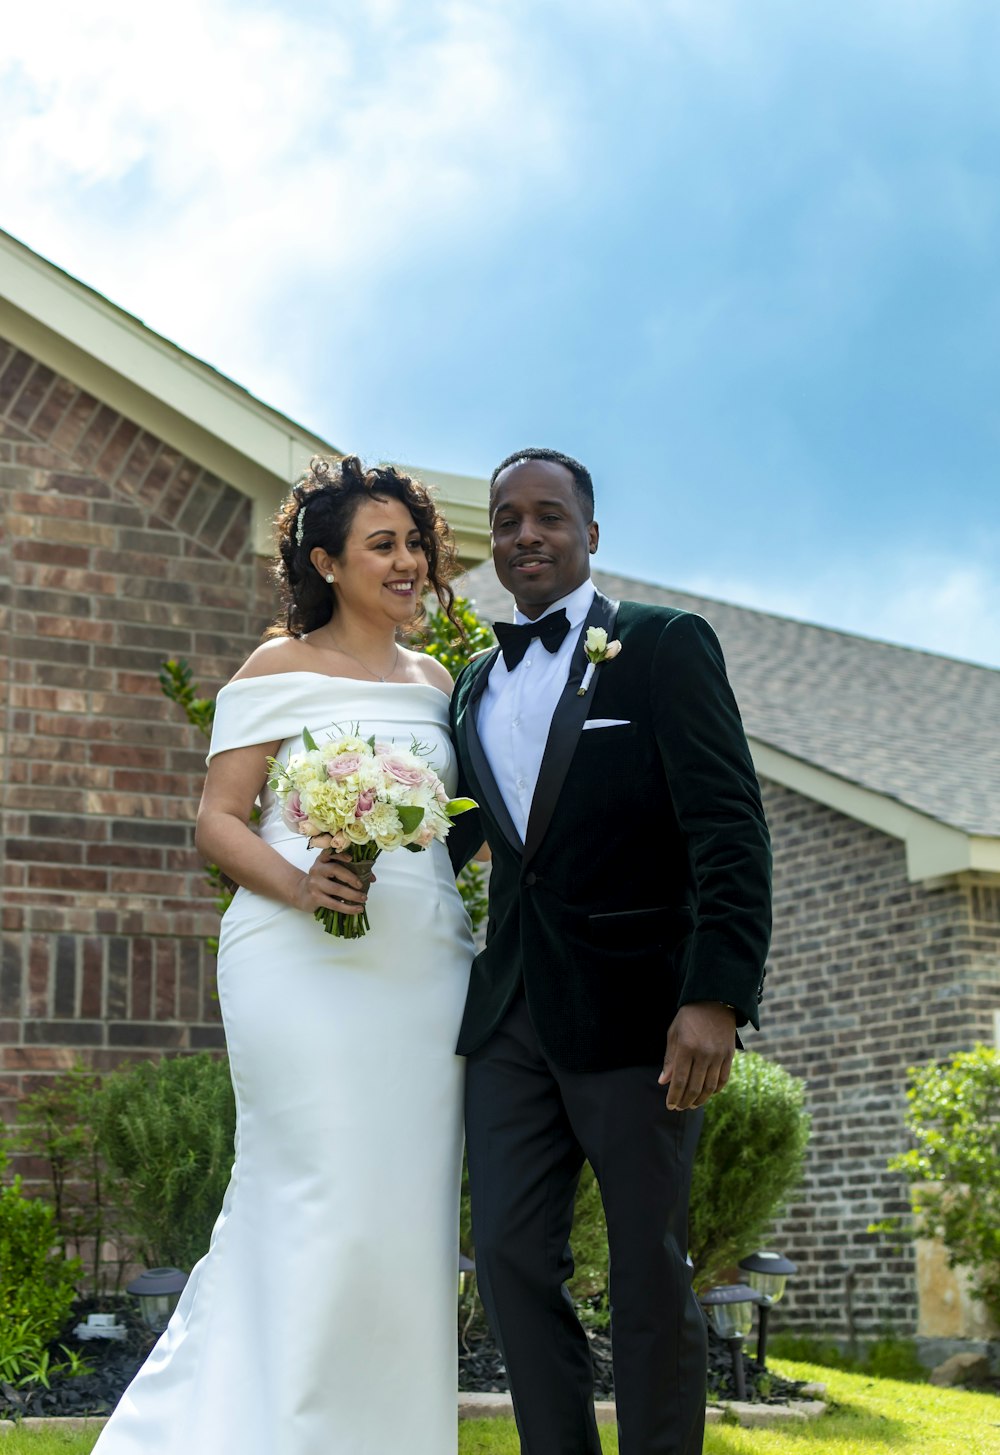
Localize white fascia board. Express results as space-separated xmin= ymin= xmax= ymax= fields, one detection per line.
xmin=749 ymin=738 xmax=1000 ymax=882
xmin=0 ymin=232 xmax=330 ymax=553
xmin=406 ymin=465 xmax=491 ymax=564
xmin=0 ymin=234 xmax=493 ymax=561
xmin=0 ymin=233 xmax=332 ymax=474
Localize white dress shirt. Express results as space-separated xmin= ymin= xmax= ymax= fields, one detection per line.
xmin=477 ymin=579 xmax=596 ymax=841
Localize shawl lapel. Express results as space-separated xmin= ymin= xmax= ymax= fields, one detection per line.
xmin=456 ymin=648 xmax=524 ymax=855
xmin=522 ymin=590 xmax=620 ymax=865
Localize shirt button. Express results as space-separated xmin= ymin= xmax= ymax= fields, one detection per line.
xmin=516 ymin=778 xmax=526 ymax=790
xmin=512 ymin=717 xmax=521 ymax=728
xmin=524 ymin=658 xmax=532 ymax=667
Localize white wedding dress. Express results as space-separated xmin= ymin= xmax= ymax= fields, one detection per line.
xmin=94 ymin=674 xmax=474 ymax=1455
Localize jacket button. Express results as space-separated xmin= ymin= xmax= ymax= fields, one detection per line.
xmin=524 ymin=871 xmax=537 ymax=887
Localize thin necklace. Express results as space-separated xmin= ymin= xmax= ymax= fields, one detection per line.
xmin=329 ymin=638 xmax=400 ymax=683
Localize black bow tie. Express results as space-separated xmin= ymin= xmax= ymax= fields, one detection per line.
xmin=493 ymin=609 xmax=571 ymax=671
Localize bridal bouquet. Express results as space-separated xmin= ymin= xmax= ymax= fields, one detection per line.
xmin=267 ymin=727 xmax=476 ymax=939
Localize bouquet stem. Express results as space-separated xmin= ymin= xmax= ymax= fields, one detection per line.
xmin=314 ymin=846 xmax=381 ymax=939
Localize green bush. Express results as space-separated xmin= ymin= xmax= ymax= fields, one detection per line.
xmin=865 ymin=1335 xmax=926 ymax=1381
xmin=0 ymin=1146 xmax=82 ymax=1381
xmin=414 ymin=594 xmax=496 ymax=680
xmin=768 ymin=1331 xmax=926 ymax=1382
xmin=95 ymin=1053 xmax=236 ymax=1271
xmin=567 ymin=1166 xmax=610 ymax=1305
xmin=689 ymin=1050 xmax=810 ymax=1290
xmin=12 ymin=1064 xmax=131 ymax=1294
xmin=463 ymin=1051 xmax=808 ymax=1315
xmin=887 ymin=1044 xmax=1000 ymax=1322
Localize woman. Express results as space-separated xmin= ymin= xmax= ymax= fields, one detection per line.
xmin=94 ymin=456 xmax=475 ymax=1454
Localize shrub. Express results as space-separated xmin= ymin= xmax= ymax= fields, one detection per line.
xmin=0 ymin=1145 xmax=82 ymax=1381
xmin=414 ymin=595 xmax=496 ymax=680
xmin=688 ymin=1050 xmax=810 ymax=1290
xmin=865 ymin=1335 xmax=926 ymax=1381
xmin=464 ymin=1052 xmax=808 ymax=1314
xmin=887 ymin=1044 xmax=1000 ymax=1322
xmin=567 ymin=1166 xmax=610 ymax=1304
xmin=12 ymin=1063 xmax=132 ymax=1294
xmin=768 ymin=1331 xmax=926 ymax=1381
xmin=95 ymin=1053 xmax=236 ymax=1272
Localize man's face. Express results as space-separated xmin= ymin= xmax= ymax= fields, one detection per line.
xmin=490 ymin=460 xmax=598 ymax=619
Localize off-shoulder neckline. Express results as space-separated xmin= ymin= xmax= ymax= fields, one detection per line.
xmin=220 ymin=670 xmax=451 ymax=703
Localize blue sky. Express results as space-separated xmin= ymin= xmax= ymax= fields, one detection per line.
xmin=3 ymin=0 xmax=998 ymax=665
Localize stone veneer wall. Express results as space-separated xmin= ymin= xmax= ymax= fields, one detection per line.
xmin=0 ymin=337 xmax=275 ymax=1128
xmin=755 ymin=778 xmax=1000 ymax=1341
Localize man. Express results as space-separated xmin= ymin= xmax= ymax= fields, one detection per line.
xmin=449 ymin=448 xmax=771 ymax=1455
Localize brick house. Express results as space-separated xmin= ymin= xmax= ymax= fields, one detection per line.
xmin=463 ymin=561 xmax=1000 ymax=1356
xmin=0 ymin=227 xmax=488 ymax=1120
xmin=3 ymin=224 xmax=998 ymax=1356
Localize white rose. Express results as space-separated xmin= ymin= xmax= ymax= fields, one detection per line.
xmin=585 ymin=626 xmax=608 ymax=655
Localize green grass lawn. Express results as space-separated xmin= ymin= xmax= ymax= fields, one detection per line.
xmin=2 ymin=1362 xmax=998 ymax=1454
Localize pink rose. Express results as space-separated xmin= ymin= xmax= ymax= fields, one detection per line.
xmin=283 ymin=792 xmax=309 ymax=830
xmin=382 ymin=755 xmax=426 ymax=787
xmin=327 ymin=753 xmax=363 ymax=780
xmin=355 ymin=789 xmax=376 ymax=817
xmin=415 ymin=823 xmax=437 ymax=848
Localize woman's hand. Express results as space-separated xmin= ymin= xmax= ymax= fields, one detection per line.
xmin=292 ymin=851 xmax=373 ymax=918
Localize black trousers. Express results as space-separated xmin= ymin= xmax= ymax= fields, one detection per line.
xmin=465 ymin=992 xmax=707 ymax=1455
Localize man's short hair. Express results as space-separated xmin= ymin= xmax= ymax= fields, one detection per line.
xmin=489 ymin=447 xmax=595 ymax=520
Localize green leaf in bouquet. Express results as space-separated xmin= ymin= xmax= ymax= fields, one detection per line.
xmin=404 ymin=842 xmax=424 ymax=853
xmin=396 ymin=805 xmax=426 ymax=834
xmin=367 ymin=733 xmax=376 ymax=750
xmin=302 ymin=726 xmax=319 ymax=752
xmin=446 ymin=798 xmax=478 ymax=817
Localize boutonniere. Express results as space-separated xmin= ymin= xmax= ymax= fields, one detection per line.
xmin=577 ymin=627 xmax=622 ymax=696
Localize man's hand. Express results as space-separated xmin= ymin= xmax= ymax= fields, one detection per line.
xmin=658 ymin=1002 xmax=737 ymax=1111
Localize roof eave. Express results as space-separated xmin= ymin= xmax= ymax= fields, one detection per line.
xmin=0 ymin=229 xmax=493 ymax=563
xmin=750 ymin=739 xmax=1000 ymax=882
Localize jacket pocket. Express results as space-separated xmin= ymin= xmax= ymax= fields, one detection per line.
xmin=585 ymin=905 xmax=693 ymax=957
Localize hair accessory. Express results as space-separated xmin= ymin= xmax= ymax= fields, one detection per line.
xmin=295 ymin=501 xmax=307 ymax=546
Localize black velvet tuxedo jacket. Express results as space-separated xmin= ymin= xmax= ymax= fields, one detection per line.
xmin=448 ymin=590 xmax=772 ymax=1073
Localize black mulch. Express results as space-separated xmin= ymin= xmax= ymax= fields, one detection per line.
xmin=459 ymin=1321 xmax=806 ymax=1405
xmin=1 ymin=1298 xmax=804 ymax=1422
xmin=0 ymin=1298 xmax=156 ymax=1422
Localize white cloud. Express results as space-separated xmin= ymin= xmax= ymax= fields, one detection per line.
xmin=0 ymin=1 xmax=571 ymax=415
xmin=682 ymin=548 xmax=1000 ymax=668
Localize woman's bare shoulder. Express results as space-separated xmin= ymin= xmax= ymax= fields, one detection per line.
xmin=401 ymin=646 xmax=455 ymax=697
xmin=229 ymin=637 xmax=311 ymax=683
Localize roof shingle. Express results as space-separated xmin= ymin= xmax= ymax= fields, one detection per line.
xmin=460 ymin=563 xmax=1000 ymax=838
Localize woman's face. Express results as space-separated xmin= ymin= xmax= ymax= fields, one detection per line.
xmin=330 ymin=495 xmax=429 ymax=626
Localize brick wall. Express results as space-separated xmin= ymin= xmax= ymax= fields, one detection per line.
xmin=0 ymin=337 xmax=275 ymax=1124
xmin=755 ymin=778 xmax=1000 ymax=1340
xmin=4 ymin=335 xmax=998 ymax=1340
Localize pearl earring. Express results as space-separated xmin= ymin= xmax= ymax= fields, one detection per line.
xmin=325 ymin=574 xmax=335 ymax=584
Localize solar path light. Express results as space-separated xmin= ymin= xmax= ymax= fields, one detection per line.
xmin=699 ymin=1283 xmax=761 ymax=1400
xmin=126 ymin=1267 xmax=188 ymax=1333
xmin=737 ymin=1249 xmax=797 ymax=1367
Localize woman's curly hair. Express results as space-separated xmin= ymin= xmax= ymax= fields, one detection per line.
xmin=269 ymin=454 xmax=463 ymax=639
